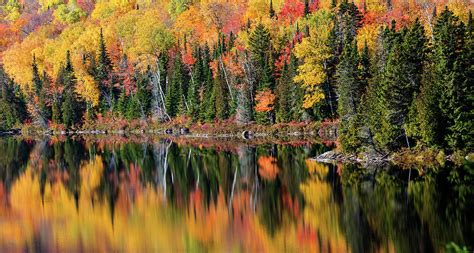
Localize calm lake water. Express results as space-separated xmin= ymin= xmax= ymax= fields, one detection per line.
xmin=0 ymin=137 xmax=472 ymax=252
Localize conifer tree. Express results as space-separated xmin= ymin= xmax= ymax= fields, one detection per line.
xmin=0 ymin=69 xmax=26 ymax=130
xmin=249 ymin=23 xmax=272 ymax=82
xmin=432 ymin=8 xmax=472 ymax=149
xmin=336 ymin=41 xmax=362 ymax=151
xmin=31 ymin=55 xmax=48 ymax=127
xmin=32 ymin=55 xmax=42 ymax=96
xmin=40 ymin=71 xmax=52 ymax=121
xmin=187 ymin=46 xmax=201 ymax=121
xmin=304 ymin=0 xmax=310 ymax=17
xmin=214 ymin=68 xmax=229 ymax=120
xmin=96 ymin=28 xmax=113 ymax=113
xmin=269 ymin=0 xmax=275 ymax=19
xmin=60 ymin=51 xmax=83 ymax=128
xmin=166 ymin=51 xmax=186 ymax=117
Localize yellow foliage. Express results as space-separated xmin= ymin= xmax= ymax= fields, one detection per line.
xmin=2 ymin=28 xmax=49 ymax=90
xmin=293 ymin=10 xmax=333 ymax=109
xmin=356 ymin=23 xmax=383 ymax=53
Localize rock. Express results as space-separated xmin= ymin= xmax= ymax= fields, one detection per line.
xmin=180 ymin=127 xmax=190 ymax=135
xmin=241 ymin=130 xmax=252 ymax=140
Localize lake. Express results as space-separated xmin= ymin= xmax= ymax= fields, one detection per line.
xmin=0 ymin=137 xmax=472 ymax=252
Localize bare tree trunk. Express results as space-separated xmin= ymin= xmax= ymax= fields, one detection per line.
xmin=219 ymin=57 xmax=234 ymax=101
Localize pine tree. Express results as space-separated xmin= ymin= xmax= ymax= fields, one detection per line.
xmin=200 ymin=44 xmax=214 ymax=121
xmin=117 ymin=91 xmax=128 ymax=117
xmin=336 ymin=41 xmax=362 ymax=151
xmin=214 ymin=68 xmax=229 ymax=120
xmin=32 ymin=55 xmax=42 ymax=96
xmin=60 ymin=51 xmax=83 ymax=128
xmin=31 ymin=55 xmax=48 ymax=127
xmin=40 ymin=71 xmax=52 ymax=122
xmin=304 ymin=0 xmax=310 ymax=17
xmin=0 ymin=69 xmax=27 ymax=130
xmin=166 ymin=51 xmax=186 ymax=117
xmin=269 ymin=0 xmax=275 ymax=19
xmin=96 ymin=28 xmax=113 ymax=113
xmin=187 ymin=46 xmax=201 ymax=121
xmin=249 ymin=23 xmax=272 ymax=80
xmin=276 ymin=53 xmax=300 ymax=123
xmin=432 ymin=8 xmax=471 ymax=149
xmin=359 ymin=41 xmax=371 ymax=92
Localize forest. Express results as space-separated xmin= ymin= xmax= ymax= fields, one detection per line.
xmin=0 ymin=0 xmax=472 ymax=154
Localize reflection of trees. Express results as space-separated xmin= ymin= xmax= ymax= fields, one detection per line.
xmin=0 ymin=138 xmax=32 ymax=205
xmin=1 ymin=137 xmax=472 ymax=252
xmin=338 ymin=163 xmax=474 ymax=253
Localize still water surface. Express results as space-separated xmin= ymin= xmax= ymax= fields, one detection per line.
xmin=0 ymin=137 xmax=472 ymax=252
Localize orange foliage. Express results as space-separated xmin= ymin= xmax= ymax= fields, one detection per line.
xmin=258 ymin=156 xmax=279 ymax=180
xmin=255 ymin=88 xmax=276 ymax=113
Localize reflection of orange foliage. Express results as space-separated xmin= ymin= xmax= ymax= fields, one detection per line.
xmin=258 ymin=156 xmax=279 ymax=180
xmin=255 ymin=89 xmax=276 ymax=113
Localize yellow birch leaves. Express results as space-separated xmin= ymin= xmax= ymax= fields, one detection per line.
xmin=293 ymin=10 xmax=333 ymax=109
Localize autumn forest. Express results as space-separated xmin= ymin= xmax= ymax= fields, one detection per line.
xmin=0 ymin=0 xmax=473 ymax=155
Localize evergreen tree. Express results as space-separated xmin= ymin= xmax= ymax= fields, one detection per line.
xmin=187 ymin=46 xmax=201 ymax=121
xmin=276 ymin=54 xmax=299 ymax=123
xmin=200 ymin=44 xmax=214 ymax=121
xmin=117 ymin=91 xmax=128 ymax=117
xmin=432 ymin=8 xmax=471 ymax=149
xmin=31 ymin=55 xmax=48 ymax=127
xmin=214 ymin=68 xmax=229 ymax=120
xmin=166 ymin=51 xmax=186 ymax=117
xmin=0 ymin=69 xmax=26 ymax=130
xmin=32 ymin=55 xmax=42 ymax=96
xmin=336 ymin=41 xmax=362 ymax=151
xmin=269 ymin=0 xmax=275 ymax=18
xmin=96 ymin=28 xmax=113 ymax=113
xmin=304 ymin=0 xmax=310 ymax=17
xmin=60 ymin=51 xmax=83 ymax=128
xmin=249 ymin=23 xmax=272 ymax=82
xmin=40 ymin=71 xmax=52 ymax=121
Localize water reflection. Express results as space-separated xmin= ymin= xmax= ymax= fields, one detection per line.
xmin=0 ymin=137 xmax=472 ymax=252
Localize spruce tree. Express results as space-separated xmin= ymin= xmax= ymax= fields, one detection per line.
xmin=0 ymin=69 xmax=27 ymax=130
xmin=269 ymin=0 xmax=275 ymax=19
xmin=31 ymin=55 xmax=48 ymax=127
xmin=40 ymin=71 xmax=52 ymax=121
xmin=336 ymin=41 xmax=362 ymax=151
xmin=432 ymin=8 xmax=471 ymax=149
xmin=32 ymin=55 xmax=42 ymax=96
xmin=304 ymin=0 xmax=310 ymax=17
xmin=60 ymin=51 xmax=83 ymax=128
xmin=166 ymin=51 xmax=186 ymax=117
xmin=96 ymin=28 xmax=113 ymax=113
xmin=187 ymin=46 xmax=201 ymax=121
xmin=214 ymin=68 xmax=229 ymax=120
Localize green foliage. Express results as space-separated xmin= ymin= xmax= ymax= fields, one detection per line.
xmin=59 ymin=51 xmax=83 ymax=128
xmin=2 ymin=0 xmax=21 ymax=21
xmin=54 ymin=3 xmax=87 ymax=24
xmin=0 ymin=79 xmax=26 ymax=130
xmin=96 ymin=29 xmax=114 ymax=113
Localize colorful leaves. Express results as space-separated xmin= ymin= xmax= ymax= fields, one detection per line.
xmin=293 ymin=10 xmax=332 ymax=109
xmin=255 ymin=88 xmax=276 ymax=113
xmin=258 ymin=156 xmax=279 ymax=180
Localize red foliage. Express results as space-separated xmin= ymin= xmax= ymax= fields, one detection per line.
xmin=182 ymin=46 xmax=196 ymax=66
xmin=279 ymin=0 xmax=318 ymax=23
xmin=274 ymin=32 xmax=302 ymax=75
